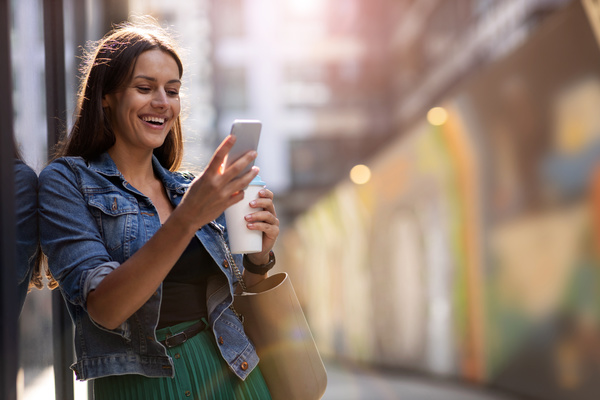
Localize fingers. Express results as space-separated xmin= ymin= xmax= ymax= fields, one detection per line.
xmin=227 ymin=166 xmax=260 ymax=199
xmin=244 ymin=189 xmax=279 ymax=256
xmin=204 ymin=134 xmax=258 ymax=189
xmin=256 ymin=189 xmax=274 ymax=200
xmin=244 ymin=189 xmax=279 ymax=236
xmin=205 ymin=135 xmax=236 ymax=175
xmin=246 ymin=217 xmax=280 ymax=240
xmin=222 ymin=150 xmax=258 ymax=181
xmin=224 ymin=189 xmax=246 ymax=209
xmin=244 ymin=209 xmax=278 ymax=225
xmin=248 ymin=189 xmax=276 ymax=214
xmin=208 ymin=134 xmax=259 ymax=181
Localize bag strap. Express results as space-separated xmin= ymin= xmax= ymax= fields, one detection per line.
xmin=227 ymin=247 xmax=247 ymax=323
xmin=231 ymin=257 xmax=248 ymax=292
xmin=220 ymin=236 xmax=248 ymax=292
xmin=230 ymin=255 xmax=247 ymax=292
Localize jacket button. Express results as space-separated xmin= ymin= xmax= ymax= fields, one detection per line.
xmin=223 ymin=259 xmax=229 ymax=269
xmin=175 ymin=353 xmax=181 ymax=359
xmin=185 ymin=390 xmax=191 ymax=397
xmin=218 ymin=336 xmax=224 ymax=345
xmin=241 ymin=362 xmax=248 ymax=371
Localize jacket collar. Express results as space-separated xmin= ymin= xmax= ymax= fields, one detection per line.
xmin=88 ymin=152 xmax=122 ymax=177
xmin=88 ymin=152 xmax=188 ymax=194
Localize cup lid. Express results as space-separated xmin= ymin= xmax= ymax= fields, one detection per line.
xmin=250 ymin=175 xmax=266 ymax=186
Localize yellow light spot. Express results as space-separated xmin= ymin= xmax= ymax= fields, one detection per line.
xmin=350 ymin=164 xmax=371 ymax=185
xmin=427 ymin=107 xmax=448 ymax=126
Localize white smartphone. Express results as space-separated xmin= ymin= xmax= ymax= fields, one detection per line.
xmin=224 ymin=119 xmax=262 ymax=178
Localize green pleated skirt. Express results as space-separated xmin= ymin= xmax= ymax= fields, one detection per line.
xmin=93 ymin=319 xmax=272 ymax=400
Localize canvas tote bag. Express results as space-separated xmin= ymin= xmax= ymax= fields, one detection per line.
xmin=233 ymin=272 xmax=327 ymax=400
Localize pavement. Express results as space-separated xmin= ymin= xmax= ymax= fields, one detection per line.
xmin=322 ymin=360 xmax=522 ymax=400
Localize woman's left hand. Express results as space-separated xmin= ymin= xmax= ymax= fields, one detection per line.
xmin=244 ymin=188 xmax=279 ymax=265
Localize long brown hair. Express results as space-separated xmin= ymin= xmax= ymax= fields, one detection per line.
xmin=56 ymin=18 xmax=184 ymax=171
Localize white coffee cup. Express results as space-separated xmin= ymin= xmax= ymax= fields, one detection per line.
xmin=224 ymin=175 xmax=266 ymax=254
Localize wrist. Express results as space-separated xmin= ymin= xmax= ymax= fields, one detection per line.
xmin=243 ymin=251 xmax=276 ymax=275
xmin=167 ymin=206 xmax=201 ymax=236
xmin=246 ymin=252 xmax=269 ymax=265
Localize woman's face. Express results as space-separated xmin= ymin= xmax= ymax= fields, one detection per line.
xmin=102 ymin=49 xmax=181 ymax=155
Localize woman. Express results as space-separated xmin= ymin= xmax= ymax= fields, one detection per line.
xmin=38 ymin=19 xmax=278 ymax=399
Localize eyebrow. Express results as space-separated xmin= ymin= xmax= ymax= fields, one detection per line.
xmin=133 ymin=75 xmax=181 ymax=85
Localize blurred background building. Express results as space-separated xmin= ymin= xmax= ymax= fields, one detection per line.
xmin=6 ymin=0 xmax=600 ymax=399
xmin=10 ymin=0 xmax=576 ymax=216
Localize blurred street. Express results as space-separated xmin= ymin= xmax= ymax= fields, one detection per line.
xmin=322 ymin=361 xmax=520 ymax=400
xmin=7 ymin=0 xmax=600 ymax=399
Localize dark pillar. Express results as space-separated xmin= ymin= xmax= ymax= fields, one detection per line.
xmin=43 ymin=1 xmax=75 ymax=400
xmin=0 ymin=0 xmax=18 ymax=399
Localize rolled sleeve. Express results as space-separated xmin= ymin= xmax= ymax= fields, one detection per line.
xmin=83 ymin=261 xmax=120 ymax=300
xmin=83 ymin=261 xmax=131 ymax=338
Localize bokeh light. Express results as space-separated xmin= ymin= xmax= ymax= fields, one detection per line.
xmin=427 ymin=107 xmax=448 ymax=126
xmin=350 ymin=164 xmax=371 ymax=185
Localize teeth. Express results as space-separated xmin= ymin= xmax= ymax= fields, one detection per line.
xmin=142 ymin=116 xmax=165 ymax=124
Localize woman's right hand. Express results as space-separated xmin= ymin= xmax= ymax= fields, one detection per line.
xmin=87 ymin=135 xmax=258 ymax=329
xmin=175 ymin=135 xmax=259 ymax=231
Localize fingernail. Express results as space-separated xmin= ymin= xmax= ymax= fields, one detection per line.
xmin=250 ymin=200 xmax=257 ymax=206
xmin=245 ymin=214 xmax=252 ymax=220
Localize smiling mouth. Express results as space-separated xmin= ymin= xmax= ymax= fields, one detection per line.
xmin=141 ymin=116 xmax=166 ymax=126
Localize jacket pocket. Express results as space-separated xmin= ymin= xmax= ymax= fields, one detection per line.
xmin=87 ymin=192 xmax=139 ymax=253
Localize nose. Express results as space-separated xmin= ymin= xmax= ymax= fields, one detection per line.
xmin=151 ymin=89 xmax=168 ymax=109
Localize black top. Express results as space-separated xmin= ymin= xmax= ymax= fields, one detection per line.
xmin=157 ymin=237 xmax=221 ymax=329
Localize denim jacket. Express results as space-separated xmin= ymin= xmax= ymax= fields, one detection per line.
xmin=15 ymin=159 xmax=39 ymax=314
xmin=38 ymin=153 xmax=258 ymax=381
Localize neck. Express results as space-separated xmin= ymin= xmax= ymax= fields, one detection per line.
xmin=108 ymin=146 xmax=156 ymax=186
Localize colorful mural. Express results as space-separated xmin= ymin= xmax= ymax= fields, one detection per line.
xmin=277 ymin=2 xmax=600 ymax=399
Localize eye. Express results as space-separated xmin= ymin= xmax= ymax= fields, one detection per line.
xmin=167 ymin=89 xmax=180 ymax=97
xmin=136 ymin=86 xmax=151 ymax=93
